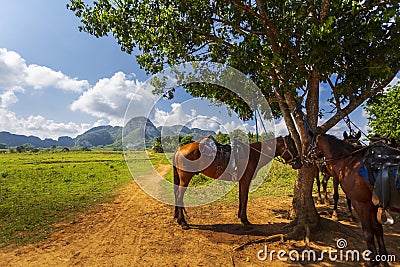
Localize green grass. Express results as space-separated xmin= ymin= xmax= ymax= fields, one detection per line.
xmin=0 ymin=150 xmax=323 ymax=247
xmin=0 ymin=150 xmax=163 ymax=247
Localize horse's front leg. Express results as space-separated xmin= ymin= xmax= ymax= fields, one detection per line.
xmin=346 ymin=197 xmax=354 ymax=221
xmin=352 ymin=200 xmax=379 ymax=266
xmin=238 ymin=175 xmax=251 ymax=226
xmin=373 ymin=206 xmax=389 ymax=266
xmin=331 ymin=176 xmax=339 ymax=221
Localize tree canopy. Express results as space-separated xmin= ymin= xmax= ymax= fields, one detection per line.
xmin=68 ymin=0 xmax=400 ymax=231
xmin=365 ymin=85 xmax=400 ymax=140
xmin=68 ymin=0 xmax=399 ymax=140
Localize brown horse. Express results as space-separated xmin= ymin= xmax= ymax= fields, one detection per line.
xmin=315 ymin=131 xmax=362 ymax=221
xmin=308 ymin=133 xmax=389 ymax=266
xmin=173 ymin=135 xmax=302 ymax=229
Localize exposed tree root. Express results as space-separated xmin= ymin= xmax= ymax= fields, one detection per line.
xmin=233 ymin=234 xmax=285 ymax=251
xmin=286 ymin=222 xmax=313 ymax=247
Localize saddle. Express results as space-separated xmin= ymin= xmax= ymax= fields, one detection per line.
xmin=198 ymin=135 xmax=231 ymax=155
xmin=362 ymin=141 xmax=400 ymax=224
xmin=198 ymin=136 xmax=240 ymax=180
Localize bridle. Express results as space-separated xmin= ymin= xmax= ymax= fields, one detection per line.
xmin=304 ymin=134 xmax=369 ymax=166
xmin=276 ymin=136 xmax=301 ymax=165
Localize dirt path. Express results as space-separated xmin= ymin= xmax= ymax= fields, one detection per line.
xmin=1 ymin=168 xmax=400 ymax=266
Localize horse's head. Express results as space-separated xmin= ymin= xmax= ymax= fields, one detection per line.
xmin=277 ymin=135 xmax=302 ymax=169
xmin=343 ymin=131 xmax=362 ymax=147
xmin=304 ymin=133 xmax=359 ymax=166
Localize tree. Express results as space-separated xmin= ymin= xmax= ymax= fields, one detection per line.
xmin=215 ymin=131 xmax=230 ymax=144
xmin=365 ymin=85 xmax=400 ymax=140
xmin=68 ymin=0 xmax=400 ymax=236
xmin=179 ymin=134 xmax=194 ymax=146
xmin=152 ymin=136 xmax=164 ymax=153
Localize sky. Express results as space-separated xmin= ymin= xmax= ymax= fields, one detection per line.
xmin=0 ymin=1 xmax=398 ymax=141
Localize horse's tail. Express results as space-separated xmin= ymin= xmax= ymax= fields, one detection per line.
xmin=173 ymin=158 xmax=180 ymax=218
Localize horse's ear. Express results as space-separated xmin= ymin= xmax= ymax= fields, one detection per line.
xmin=343 ymin=131 xmax=348 ymax=139
xmin=356 ymin=131 xmax=361 ymax=139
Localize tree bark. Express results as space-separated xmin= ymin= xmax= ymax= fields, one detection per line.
xmin=289 ymin=165 xmax=320 ymax=238
xmin=284 ymin=70 xmax=321 ymax=237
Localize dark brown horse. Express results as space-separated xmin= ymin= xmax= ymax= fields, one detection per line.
xmin=173 ymin=135 xmax=302 ymax=229
xmin=315 ymin=131 xmax=362 ymax=221
xmin=308 ymin=133 xmax=389 ymax=266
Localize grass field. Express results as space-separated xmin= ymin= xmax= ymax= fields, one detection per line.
xmin=0 ymin=150 xmax=328 ymax=247
xmin=0 ymin=150 xmax=153 ymax=246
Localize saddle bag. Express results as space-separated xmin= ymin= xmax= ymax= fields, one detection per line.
xmin=363 ymin=142 xmax=400 ymax=212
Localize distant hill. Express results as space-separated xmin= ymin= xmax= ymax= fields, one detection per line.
xmin=0 ymin=117 xmax=216 ymax=148
xmin=0 ymin=132 xmax=74 ymax=148
xmin=157 ymin=125 xmax=215 ymax=139
xmin=122 ymin=116 xmax=160 ymax=149
xmin=74 ymin=125 xmax=122 ymax=147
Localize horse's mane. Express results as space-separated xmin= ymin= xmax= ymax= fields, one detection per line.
xmin=321 ymin=134 xmax=358 ymax=158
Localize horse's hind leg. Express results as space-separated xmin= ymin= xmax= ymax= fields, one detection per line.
xmin=352 ymin=201 xmax=379 ymax=267
xmin=331 ymin=176 xmax=339 ymax=221
xmin=322 ymin=174 xmax=330 ymax=205
xmin=174 ymin=170 xmax=192 ymax=230
xmin=316 ymin=174 xmax=323 ymax=204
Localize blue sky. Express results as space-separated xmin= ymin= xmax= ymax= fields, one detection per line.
xmin=0 ymin=1 xmax=398 ymax=140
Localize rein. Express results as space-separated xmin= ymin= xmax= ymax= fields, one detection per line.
xmin=311 ymin=135 xmax=371 ymax=164
xmin=245 ymin=137 xmax=300 ymax=165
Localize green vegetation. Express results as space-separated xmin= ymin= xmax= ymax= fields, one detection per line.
xmin=0 ymin=149 xmax=305 ymax=247
xmin=69 ymin=0 xmax=400 ymax=227
xmin=152 ymin=135 xmax=194 ymax=153
xmin=0 ymin=150 xmax=163 ymax=247
xmin=365 ymin=85 xmax=400 ymax=140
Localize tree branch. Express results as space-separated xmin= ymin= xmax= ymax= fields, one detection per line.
xmin=318 ymin=72 xmax=399 ymax=133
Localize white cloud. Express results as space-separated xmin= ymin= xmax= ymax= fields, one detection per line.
xmin=152 ymin=102 xmax=252 ymax=134
xmin=0 ymin=90 xmax=18 ymax=108
xmin=274 ymin=119 xmax=288 ymax=136
xmin=0 ymin=48 xmax=89 ymax=93
xmin=153 ymin=103 xmax=192 ymax=127
xmin=71 ymin=72 xmax=156 ymax=125
xmin=0 ymin=108 xmax=94 ymax=139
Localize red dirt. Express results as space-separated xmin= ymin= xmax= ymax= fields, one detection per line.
xmin=1 ymin=168 xmax=399 ymax=266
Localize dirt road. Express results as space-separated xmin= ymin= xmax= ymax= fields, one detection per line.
xmin=1 ymin=167 xmax=399 ymax=266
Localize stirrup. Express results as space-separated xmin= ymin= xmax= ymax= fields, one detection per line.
xmin=372 ymin=190 xmax=380 ymax=206
xmin=377 ymin=207 xmax=394 ymax=225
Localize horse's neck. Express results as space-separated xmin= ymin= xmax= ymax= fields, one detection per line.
xmin=253 ymin=140 xmax=275 ymax=167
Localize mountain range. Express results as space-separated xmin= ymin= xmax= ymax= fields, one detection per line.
xmin=0 ymin=117 xmax=216 ymax=149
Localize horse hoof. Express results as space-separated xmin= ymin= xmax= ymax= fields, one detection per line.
xmin=331 ymin=215 xmax=339 ymax=221
xmin=317 ymin=198 xmax=323 ymax=205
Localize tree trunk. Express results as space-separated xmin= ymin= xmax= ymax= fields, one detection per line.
xmin=288 ymin=164 xmax=320 ymax=239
